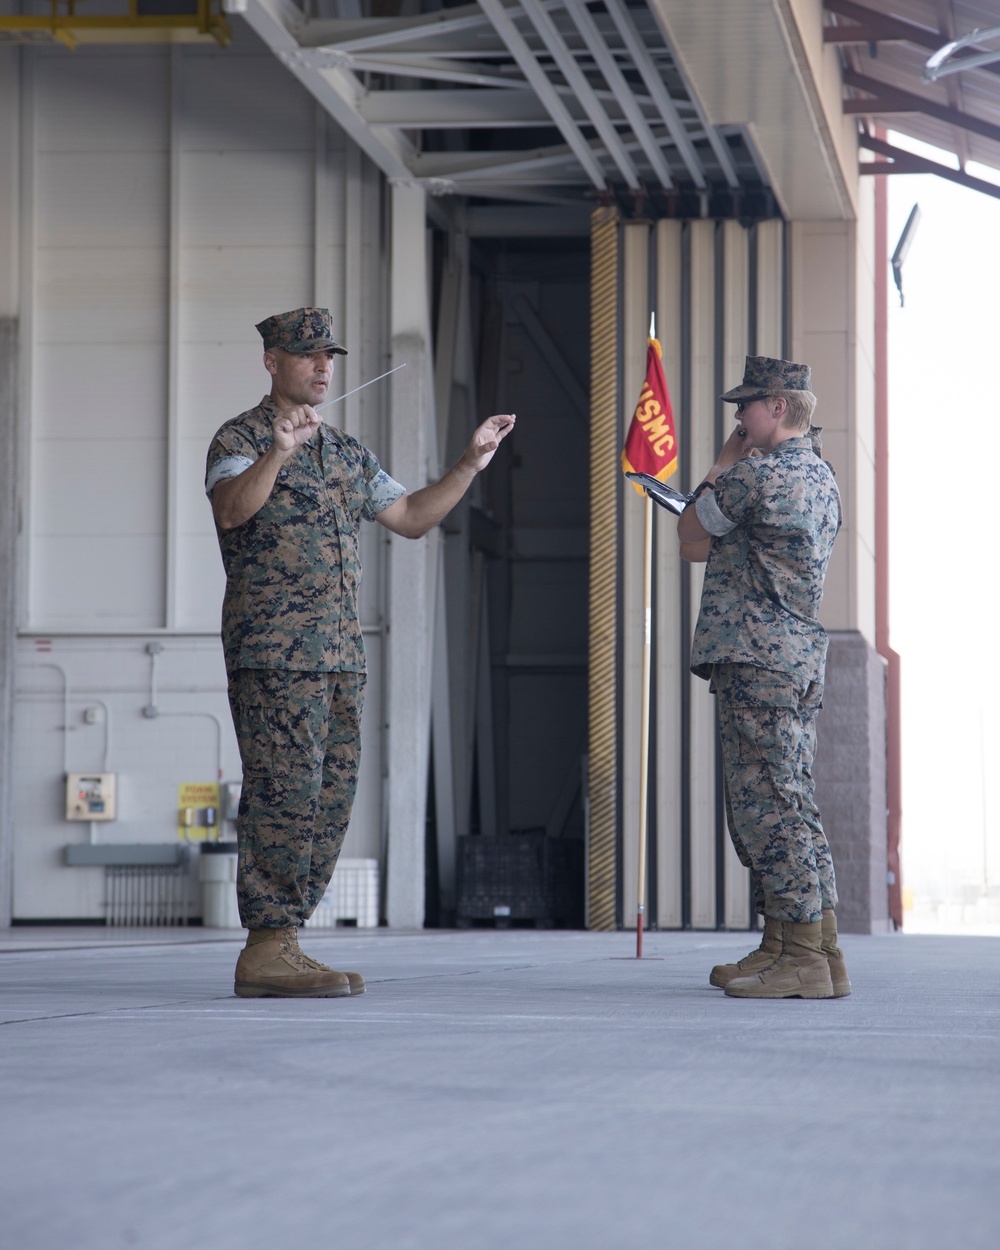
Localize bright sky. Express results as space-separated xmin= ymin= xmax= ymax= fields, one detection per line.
xmin=886 ymin=132 xmax=1000 ymax=916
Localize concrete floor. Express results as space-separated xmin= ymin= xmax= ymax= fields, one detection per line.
xmin=1 ymin=926 xmax=998 ymax=1250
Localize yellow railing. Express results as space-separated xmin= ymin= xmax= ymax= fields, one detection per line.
xmin=0 ymin=0 xmax=232 ymax=48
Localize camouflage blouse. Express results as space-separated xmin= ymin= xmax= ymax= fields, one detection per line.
xmin=689 ymin=434 xmax=841 ymax=684
xmin=206 ymin=399 xmax=405 ymax=675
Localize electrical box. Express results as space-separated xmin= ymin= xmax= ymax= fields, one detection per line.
xmin=66 ymin=773 xmax=117 ymax=822
xmin=177 ymin=782 xmax=220 ymax=841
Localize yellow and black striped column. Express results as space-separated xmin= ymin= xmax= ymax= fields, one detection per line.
xmin=587 ymin=206 xmax=620 ymax=931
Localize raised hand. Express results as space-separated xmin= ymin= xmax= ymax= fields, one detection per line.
xmin=272 ymin=404 xmax=321 ymax=455
xmin=460 ymin=414 xmax=516 ymax=473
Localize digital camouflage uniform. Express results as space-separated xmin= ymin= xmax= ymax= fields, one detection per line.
xmin=691 ymin=397 xmax=842 ymax=925
xmin=206 ymin=393 xmax=404 ymax=930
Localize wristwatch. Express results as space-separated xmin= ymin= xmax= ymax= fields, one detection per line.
xmin=691 ymin=480 xmax=715 ymax=501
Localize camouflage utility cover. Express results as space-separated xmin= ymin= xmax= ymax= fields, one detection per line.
xmin=720 ymin=355 xmax=812 ymax=402
xmin=255 ymin=307 xmax=348 ymax=356
xmin=690 ymin=435 xmax=841 ymax=684
xmin=206 ymin=399 xmax=404 ymax=675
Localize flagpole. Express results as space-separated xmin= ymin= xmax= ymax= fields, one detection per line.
xmin=635 ymin=310 xmax=657 ymax=960
xmin=636 ymin=490 xmax=653 ymax=958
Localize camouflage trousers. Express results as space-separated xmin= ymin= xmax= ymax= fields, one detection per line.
xmin=228 ymin=668 xmax=365 ymax=930
xmin=712 ymin=663 xmax=838 ymax=924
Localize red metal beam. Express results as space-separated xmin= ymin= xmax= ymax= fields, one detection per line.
xmin=824 ymin=0 xmax=1000 ymax=78
xmin=824 ymin=1 xmax=940 ymax=51
xmin=843 ymin=68 xmax=1000 ymax=147
xmin=857 ymin=134 xmax=1000 ymax=201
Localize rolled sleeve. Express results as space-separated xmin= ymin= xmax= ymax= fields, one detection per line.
xmin=711 ymin=461 xmax=762 ymax=529
xmin=363 ymin=469 xmax=406 ymax=521
xmin=206 ymin=455 xmax=255 ymax=497
xmin=695 ymin=490 xmax=738 ymax=537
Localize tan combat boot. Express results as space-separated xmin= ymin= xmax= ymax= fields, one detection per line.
xmin=234 ymin=928 xmax=351 ymax=998
xmin=284 ymin=927 xmax=366 ymax=996
xmin=822 ymin=909 xmax=851 ymax=998
xmin=709 ymin=916 xmax=782 ymax=988
xmin=724 ymin=919 xmax=834 ymax=999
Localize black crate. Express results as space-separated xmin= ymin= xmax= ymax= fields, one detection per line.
xmin=456 ymin=832 xmax=584 ymax=928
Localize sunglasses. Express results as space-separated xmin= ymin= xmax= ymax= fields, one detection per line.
xmin=735 ymin=396 xmax=767 ymax=415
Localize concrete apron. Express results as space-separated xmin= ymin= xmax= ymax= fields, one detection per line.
xmin=1 ymin=927 xmax=998 ymax=1250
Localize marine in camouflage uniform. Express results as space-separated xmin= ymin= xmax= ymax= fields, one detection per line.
xmin=678 ymin=356 xmax=850 ymax=1000
xmin=207 ymin=308 xmax=515 ymax=997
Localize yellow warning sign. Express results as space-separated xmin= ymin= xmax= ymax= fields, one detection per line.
xmin=177 ymin=782 xmax=220 ymax=841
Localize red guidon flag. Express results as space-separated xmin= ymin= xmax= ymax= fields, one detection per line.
xmin=621 ymin=337 xmax=678 ymax=491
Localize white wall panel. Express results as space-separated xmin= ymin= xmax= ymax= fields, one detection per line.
xmin=178 ymin=246 xmax=314 ymax=341
xmin=178 ymin=46 xmax=314 ymax=152
xmin=34 ymin=247 xmax=168 ymax=345
xmin=175 ymin=533 xmax=227 ymax=633
xmin=176 ymin=435 xmax=218 ymax=526
xmin=177 ymin=342 xmax=269 ymax=436
xmin=0 ymin=49 xmax=19 ymax=319
xmin=31 ymin=537 xmax=165 ymax=628
xmin=32 ymin=438 xmax=165 ymax=537
xmin=32 ymin=345 xmax=167 ymax=441
xmin=180 ymin=150 xmax=312 ymax=243
xmin=755 ymin=219 xmax=784 ymax=358
xmin=34 ymin=153 xmax=169 ymax=249
xmin=33 ymin=50 xmax=169 ymax=153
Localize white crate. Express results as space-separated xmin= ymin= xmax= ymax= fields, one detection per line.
xmin=305 ymin=858 xmax=379 ymax=929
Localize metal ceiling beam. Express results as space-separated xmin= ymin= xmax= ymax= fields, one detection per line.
xmin=241 ymin=0 xmax=414 ymax=181
xmin=517 ymin=0 xmax=640 ymax=189
xmin=359 ymin=88 xmax=552 ymax=127
xmin=858 ymin=133 xmax=1000 ymax=201
xmin=301 ymin=4 xmax=501 ymax=54
xmin=823 ymin=0 xmax=1000 ymax=80
xmin=477 ymin=0 xmax=608 ymax=190
xmin=843 ymin=68 xmax=1000 ymax=148
xmin=412 ymin=149 xmax=582 ymax=183
xmin=602 ymin=0 xmax=707 ymax=189
xmin=332 ymin=55 xmax=526 ymax=89
xmin=823 ymin=1 xmax=940 ymax=50
xmin=565 ymin=0 xmax=675 ymax=189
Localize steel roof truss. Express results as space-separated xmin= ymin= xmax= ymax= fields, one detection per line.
xmin=300 ymin=4 xmax=500 ymax=54
xmin=823 ymin=0 xmax=1000 ymax=81
xmin=359 ymin=88 xmax=551 ymax=128
xmin=242 ymin=0 xmax=414 ymax=181
xmin=859 ymin=133 xmax=1000 ymax=201
xmin=601 ymin=0 xmax=707 ymax=189
xmin=517 ymin=0 xmax=640 ymax=189
xmin=329 ymin=54 xmax=527 ymax=89
xmin=565 ymin=1 xmax=675 ymax=189
xmin=477 ymin=0 xmax=608 ymax=189
xmin=843 ymin=68 xmax=1000 ymax=148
